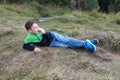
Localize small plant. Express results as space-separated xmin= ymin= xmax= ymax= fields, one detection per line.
xmin=32 ymin=76 xmax=46 ymax=80
xmin=78 ymin=61 xmax=89 ymax=69
xmin=114 ymin=18 xmax=120 ymax=25
xmin=32 ymin=73 xmax=49 ymax=80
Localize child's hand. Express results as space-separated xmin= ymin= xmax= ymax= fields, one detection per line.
xmin=38 ymin=28 xmax=46 ymax=34
xmin=34 ymin=47 xmax=41 ymax=53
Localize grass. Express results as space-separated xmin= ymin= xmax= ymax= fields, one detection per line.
xmin=0 ymin=3 xmax=120 ymax=80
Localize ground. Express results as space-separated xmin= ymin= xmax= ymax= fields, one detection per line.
xmin=0 ymin=4 xmax=120 ymax=80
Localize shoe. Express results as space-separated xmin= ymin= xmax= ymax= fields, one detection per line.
xmin=85 ymin=39 xmax=96 ymax=52
xmin=91 ymin=39 xmax=99 ymax=45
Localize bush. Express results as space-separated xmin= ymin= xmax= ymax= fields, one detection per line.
xmin=113 ymin=0 xmax=120 ymax=12
xmin=38 ymin=0 xmax=71 ymax=6
xmin=0 ymin=0 xmax=71 ymax=6
xmin=0 ymin=0 xmax=34 ymax=4
xmin=86 ymin=0 xmax=99 ymax=11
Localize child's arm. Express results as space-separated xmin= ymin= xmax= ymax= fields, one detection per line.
xmin=23 ymin=43 xmax=41 ymax=53
xmin=23 ymin=43 xmax=35 ymax=51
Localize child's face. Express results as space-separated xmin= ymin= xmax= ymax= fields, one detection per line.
xmin=28 ymin=23 xmax=40 ymax=34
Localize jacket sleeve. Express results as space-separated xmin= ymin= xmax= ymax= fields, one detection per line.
xmin=23 ymin=43 xmax=35 ymax=51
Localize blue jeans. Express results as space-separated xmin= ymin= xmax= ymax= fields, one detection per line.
xmin=49 ymin=32 xmax=87 ymax=48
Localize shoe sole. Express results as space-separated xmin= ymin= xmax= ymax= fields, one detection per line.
xmin=86 ymin=39 xmax=96 ymax=52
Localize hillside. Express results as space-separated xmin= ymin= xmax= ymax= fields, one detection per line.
xmin=0 ymin=4 xmax=120 ymax=80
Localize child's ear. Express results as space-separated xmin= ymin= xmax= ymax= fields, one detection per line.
xmin=28 ymin=29 xmax=32 ymax=33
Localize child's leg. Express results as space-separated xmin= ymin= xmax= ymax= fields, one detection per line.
xmin=49 ymin=38 xmax=69 ymax=48
xmin=50 ymin=32 xmax=96 ymax=52
xmin=50 ymin=32 xmax=86 ymax=48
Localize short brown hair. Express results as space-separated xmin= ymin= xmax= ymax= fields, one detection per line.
xmin=25 ymin=21 xmax=35 ymax=30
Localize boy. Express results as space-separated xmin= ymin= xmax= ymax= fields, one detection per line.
xmin=23 ymin=21 xmax=99 ymax=53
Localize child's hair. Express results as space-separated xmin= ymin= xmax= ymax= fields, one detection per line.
xmin=25 ymin=21 xmax=35 ymax=30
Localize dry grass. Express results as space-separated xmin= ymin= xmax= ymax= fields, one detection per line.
xmin=0 ymin=4 xmax=120 ymax=80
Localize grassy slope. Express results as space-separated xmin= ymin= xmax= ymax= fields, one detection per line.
xmin=0 ymin=4 xmax=120 ymax=80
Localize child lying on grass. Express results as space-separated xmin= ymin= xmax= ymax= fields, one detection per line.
xmin=23 ymin=21 xmax=99 ymax=53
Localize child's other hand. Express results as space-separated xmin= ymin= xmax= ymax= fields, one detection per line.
xmin=34 ymin=47 xmax=41 ymax=53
